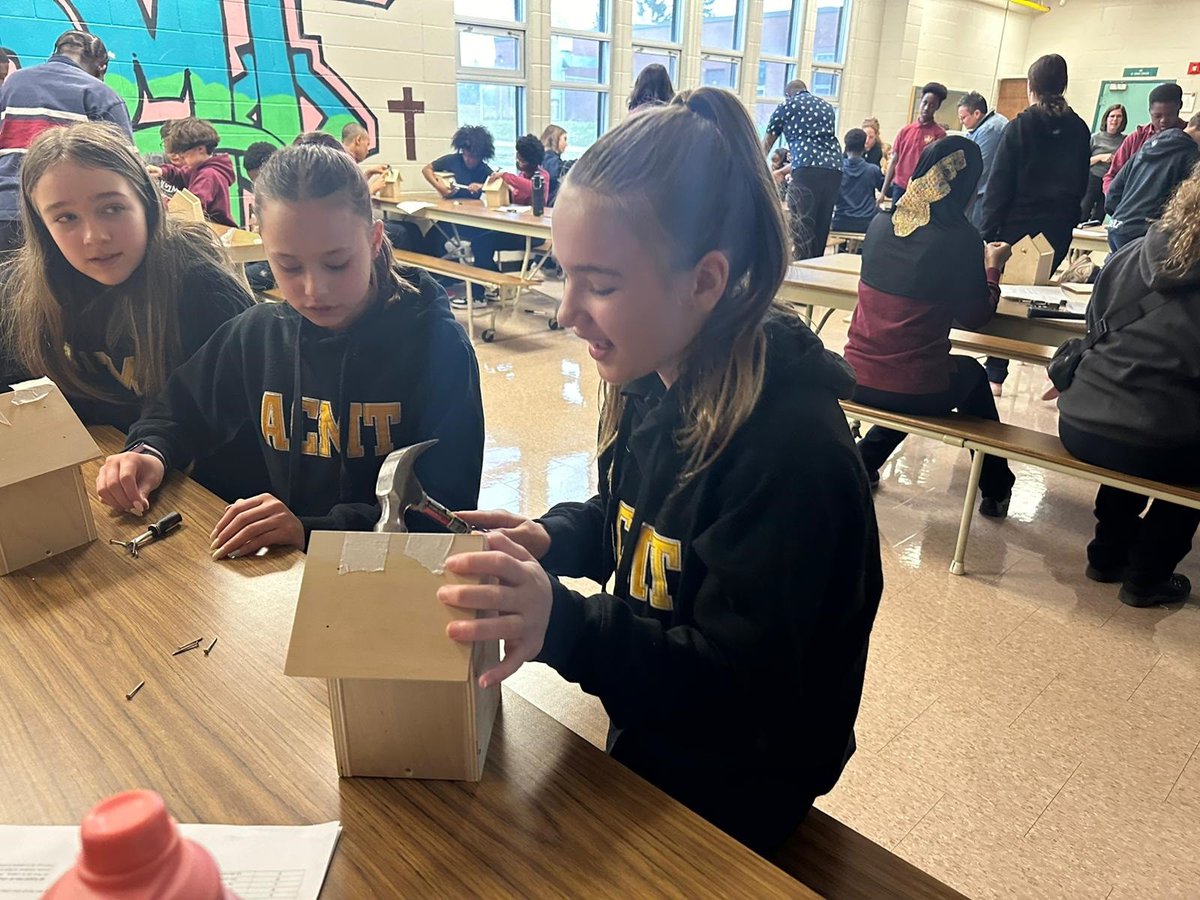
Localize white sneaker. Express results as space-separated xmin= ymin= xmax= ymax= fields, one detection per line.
xmin=451 ymin=295 xmax=488 ymax=310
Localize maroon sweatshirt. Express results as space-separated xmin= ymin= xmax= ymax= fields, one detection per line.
xmin=161 ymin=153 xmax=236 ymax=227
xmin=844 ymin=267 xmax=1001 ymax=394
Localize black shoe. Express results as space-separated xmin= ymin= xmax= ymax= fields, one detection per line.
xmin=1118 ymin=574 xmax=1192 ymax=608
xmin=1085 ymin=563 xmax=1126 ymax=584
xmin=979 ymin=493 xmax=1010 ymax=519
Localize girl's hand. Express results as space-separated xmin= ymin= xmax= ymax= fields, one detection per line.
xmin=210 ymin=494 xmax=305 ymax=560
xmin=984 ymin=241 xmax=1013 ymax=271
xmin=439 ymin=532 xmax=552 ymax=688
xmin=96 ymin=452 xmax=165 ymax=515
xmin=455 ymin=510 xmax=551 ymax=560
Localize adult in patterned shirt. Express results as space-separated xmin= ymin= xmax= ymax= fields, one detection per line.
xmin=764 ymin=80 xmax=842 ymax=260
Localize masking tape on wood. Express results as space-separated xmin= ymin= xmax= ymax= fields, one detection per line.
xmin=337 ymin=532 xmax=391 ymax=574
xmin=403 ymin=534 xmax=455 ymax=575
xmin=8 ymin=377 xmax=55 ymax=406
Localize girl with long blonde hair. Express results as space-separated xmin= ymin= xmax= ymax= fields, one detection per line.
xmin=439 ymin=87 xmax=882 ymax=853
xmin=0 ymin=121 xmax=251 ymax=428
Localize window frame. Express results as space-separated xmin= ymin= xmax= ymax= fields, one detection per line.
xmin=756 ymin=1 xmax=805 ymax=136
xmin=549 ymin=0 xmax=612 ymax=150
xmin=699 ymin=53 xmax=743 ymax=92
xmin=811 ymin=0 xmax=852 ymax=66
xmin=455 ymin=4 xmax=527 ymax=160
xmin=631 ymin=0 xmax=682 ymax=46
xmin=700 ymin=0 xmax=748 ymax=54
xmin=455 ymin=22 xmax=527 ymax=82
xmin=631 ymin=45 xmax=681 ymax=81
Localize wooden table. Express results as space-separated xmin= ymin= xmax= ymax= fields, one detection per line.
xmin=1071 ymin=226 xmax=1109 ymax=256
xmin=781 ymin=254 xmax=1085 ymax=347
xmin=0 ymin=427 xmax=812 ymax=897
xmin=375 ymin=196 xmax=553 ymax=243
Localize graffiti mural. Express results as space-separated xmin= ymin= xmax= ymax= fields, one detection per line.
xmin=0 ymin=0 xmax=386 ymax=223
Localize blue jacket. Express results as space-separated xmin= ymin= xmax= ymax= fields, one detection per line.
xmin=834 ymin=156 xmax=883 ymax=220
xmin=1107 ymin=128 xmax=1200 ymax=242
xmin=967 ymin=110 xmax=1008 ymax=200
xmin=0 ymin=55 xmax=133 ymax=221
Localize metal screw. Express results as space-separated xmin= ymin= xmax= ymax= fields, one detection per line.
xmin=204 ymin=637 xmax=218 ymax=656
xmin=125 ymin=680 xmax=145 ymax=701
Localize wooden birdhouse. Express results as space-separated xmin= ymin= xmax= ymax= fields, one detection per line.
xmin=1000 ymin=233 xmax=1056 ymax=286
xmin=284 ymin=532 xmax=500 ymax=781
xmin=376 ymin=165 xmax=403 ymax=200
xmin=480 ymin=178 xmax=512 ymax=209
xmin=433 ymin=171 xmax=457 ymax=194
xmin=0 ymin=378 xmax=101 ymax=576
xmin=166 ymin=189 xmax=204 ymax=223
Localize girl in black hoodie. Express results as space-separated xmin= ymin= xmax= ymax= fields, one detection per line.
xmin=438 ymin=88 xmax=882 ymax=854
xmin=96 ymin=144 xmax=484 ymax=560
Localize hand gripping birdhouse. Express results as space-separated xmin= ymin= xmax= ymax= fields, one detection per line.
xmin=284 ymin=531 xmax=500 ymax=781
xmin=0 ymin=378 xmax=101 ymax=575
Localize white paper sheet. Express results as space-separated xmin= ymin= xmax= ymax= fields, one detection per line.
xmin=396 ymin=200 xmax=434 ymax=214
xmin=1000 ymin=285 xmax=1074 ymax=305
xmin=0 ymin=821 xmax=340 ymax=899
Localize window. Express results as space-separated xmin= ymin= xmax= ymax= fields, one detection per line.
xmin=550 ymin=0 xmax=610 ymax=151
xmin=813 ymin=0 xmax=850 ymax=64
xmin=633 ymin=48 xmax=678 ymax=80
xmin=456 ymin=4 xmax=525 ymax=161
xmin=633 ymin=0 xmax=679 ymax=44
xmin=757 ymin=1 xmax=800 ymax=138
xmin=701 ymin=57 xmax=740 ymax=90
xmin=811 ymin=68 xmax=841 ymax=99
xmin=551 ymin=89 xmax=606 ymax=150
xmin=702 ymin=0 xmax=746 ymax=51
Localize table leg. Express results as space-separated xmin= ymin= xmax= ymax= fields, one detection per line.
xmin=950 ymin=450 xmax=985 ymax=576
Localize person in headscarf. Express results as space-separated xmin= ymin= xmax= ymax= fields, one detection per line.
xmin=843 ymin=135 xmax=1017 ymax=517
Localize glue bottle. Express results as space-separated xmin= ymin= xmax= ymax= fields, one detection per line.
xmin=531 ymin=171 xmax=545 ymax=217
xmin=43 ymin=790 xmax=237 ymax=899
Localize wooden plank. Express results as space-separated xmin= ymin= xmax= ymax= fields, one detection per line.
xmin=392 ymin=248 xmax=528 ymax=287
xmin=948 ymin=330 xmax=1056 ymax=367
xmin=776 ymin=810 xmax=969 ymax=900
xmin=0 ymin=426 xmax=813 ymax=898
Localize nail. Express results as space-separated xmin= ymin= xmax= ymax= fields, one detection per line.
xmin=126 ymin=680 xmax=145 ymax=700
xmin=204 ymin=637 xmax=218 ymax=656
xmin=172 ymin=638 xmax=202 ymax=655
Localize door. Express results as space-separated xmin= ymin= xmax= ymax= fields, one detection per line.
xmin=997 ymin=78 xmax=1028 ymax=122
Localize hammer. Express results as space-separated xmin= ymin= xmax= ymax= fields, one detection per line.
xmin=374 ymin=439 xmax=477 ymax=534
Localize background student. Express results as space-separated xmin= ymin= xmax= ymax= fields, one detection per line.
xmin=540 ymin=124 xmax=569 ymax=206
xmin=421 ymin=125 xmax=495 ymax=200
xmin=1103 ymin=83 xmax=1186 ymax=193
xmin=0 ymin=30 xmax=133 ymax=253
xmin=763 ymin=79 xmax=842 ymax=260
xmin=150 ymin=117 xmax=237 ymax=227
xmin=95 ymin=144 xmax=484 ymax=559
xmin=830 ymin=127 xmax=882 ymax=237
xmin=980 ymin=54 xmax=1089 ymax=395
xmin=881 ymin=82 xmax=947 ymax=205
xmin=1105 ymin=113 xmax=1200 ymax=252
xmin=957 ymin=91 xmax=1008 ymax=230
xmin=860 ymin=117 xmax=887 ymax=169
xmin=1081 ymin=104 xmax=1127 ymax=224
xmin=440 ymin=88 xmax=882 ymax=855
xmin=845 ymin=136 xmax=1016 ymax=516
xmin=243 ymin=141 xmax=278 ymax=291
xmin=1055 ymin=169 xmax=1200 ymax=608
xmin=627 ymin=63 xmax=674 ymax=112
xmin=0 ymin=121 xmax=258 ymax=500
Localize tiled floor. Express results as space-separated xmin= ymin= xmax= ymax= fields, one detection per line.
xmin=463 ymin=277 xmax=1200 ymax=899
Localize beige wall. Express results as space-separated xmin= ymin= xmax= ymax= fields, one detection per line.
xmin=1024 ymin=0 xmax=1200 ymax=126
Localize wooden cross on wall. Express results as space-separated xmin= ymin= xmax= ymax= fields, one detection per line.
xmin=387 ymin=87 xmax=426 ymax=161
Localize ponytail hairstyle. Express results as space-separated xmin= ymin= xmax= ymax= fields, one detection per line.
xmin=563 ymin=87 xmax=789 ymax=478
xmin=1158 ymin=162 xmax=1200 ymax=277
xmin=252 ymin=143 xmax=408 ymax=300
xmin=1028 ymin=54 xmax=1069 ymax=117
xmin=541 ymin=124 xmax=567 ymax=153
xmin=2 ymin=121 xmax=239 ymax=402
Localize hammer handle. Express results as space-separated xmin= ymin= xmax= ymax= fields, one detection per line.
xmin=414 ymin=497 xmax=480 ymax=534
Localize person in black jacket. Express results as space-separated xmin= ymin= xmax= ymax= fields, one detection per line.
xmin=1055 ymin=170 xmax=1200 ymax=607
xmin=980 ymin=53 xmax=1090 ymax=393
xmin=1105 ymin=114 xmax=1200 ymax=252
xmin=540 ymin=124 xmax=568 ymax=206
xmin=96 ymin=144 xmax=484 ymax=560
xmin=437 ymin=88 xmax=882 ymax=855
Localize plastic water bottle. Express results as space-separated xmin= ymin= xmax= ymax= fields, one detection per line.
xmin=531 ymin=171 xmax=545 ymax=216
xmin=43 ymin=790 xmax=238 ymax=899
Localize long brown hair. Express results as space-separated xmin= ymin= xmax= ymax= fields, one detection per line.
xmin=1 ymin=121 xmax=240 ymax=402
xmin=1159 ymin=162 xmax=1200 ymax=276
xmin=540 ymin=124 xmax=566 ymax=152
xmin=252 ymin=143 xmax=408 ymax=300
xmin=1028 ymin=54 xmax=1069 ymax=117
xmin=563 ymin=87 xmax=789 ymax=478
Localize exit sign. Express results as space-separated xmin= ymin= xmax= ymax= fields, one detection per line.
xmin=1189 ymin=61 xmax=1200 ymax=76
xmin=1123 ymin=66 xmax=1159 ymax=78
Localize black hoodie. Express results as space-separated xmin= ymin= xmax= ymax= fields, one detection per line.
xmin=1106 ymin=128 xmax=1200 ymax=243
xmin=981 ymin=104 xmax=1091 ymax=246
xmin=534 ymin=314 xmax=883 ymax=853
xmin=126 ymin=268 xmax=483 ymax=536
xmin=1058 ymin=226 xmax=1200 ymax=449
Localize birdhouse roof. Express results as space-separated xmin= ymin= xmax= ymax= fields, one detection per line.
xmin=0 ymin=379 xmax=100 ymax=491
xmin=285 ymin=531 xmax=488 ymax=682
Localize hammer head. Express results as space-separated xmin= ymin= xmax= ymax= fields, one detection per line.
xmin=374 ymin=439 xmax=437 ymax=533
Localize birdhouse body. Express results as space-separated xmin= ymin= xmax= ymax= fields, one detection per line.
xmin=285 ymin=532 xmax=500 ymax=781
xmin=0 ymin=379 xmax=101 ymax=576
xmin=1000 ymin=233 xmax=1056 ymax=285
xmin=166 ymin=189 xmax=204 ymax=223
xmin=480 ymin=179 xmax=512 ymax=209
xmin=377 ymin=165 xmax=404 ymax=200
